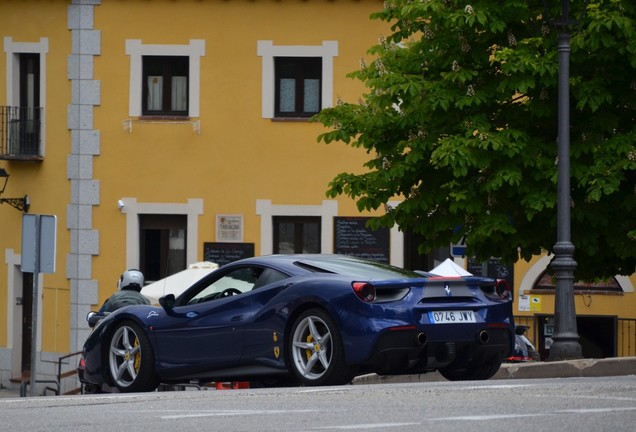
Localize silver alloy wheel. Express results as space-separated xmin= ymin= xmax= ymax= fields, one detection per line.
xmin=291 ymin=315 xmax=333 ymax=380
xmin=108 ymin=324 xmax=141 ymax=388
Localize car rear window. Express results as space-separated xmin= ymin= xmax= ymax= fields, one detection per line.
xmin=293 ymin=256 xmax=422 ymax=280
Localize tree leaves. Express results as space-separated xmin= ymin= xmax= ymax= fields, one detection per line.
xmin=315 ymin=0 xmax=636 ymax=279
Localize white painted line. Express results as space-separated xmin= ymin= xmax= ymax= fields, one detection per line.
xmin=0 ymin=393 xmax=141 ymax=404
xmin=558 ymin=407 xmax=636 ymax=414
xmin=161 ymin=409 xmax=319 ymax=419
xmin=314 ymin=423 xmax=421 ymax=430
xmin=462 ymin=384 xmax=540 ymax=390
xmin=430 ymin=414 xmax=547 ymax=421
xmin=554 ymin=394 xmax=636 ymax=403
xmin=429 ymin=406 xmax=636 ymax=422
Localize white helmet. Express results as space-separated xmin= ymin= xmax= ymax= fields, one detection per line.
xmin=118 ymin=269 xmax=144 ymax=291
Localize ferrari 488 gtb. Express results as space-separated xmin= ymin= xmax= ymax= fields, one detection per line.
xmin=80 ymin=254 xmax=514 ymax=392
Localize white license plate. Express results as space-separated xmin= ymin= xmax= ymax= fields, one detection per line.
xmin=429 ymin=310 xmax=476 ymax=324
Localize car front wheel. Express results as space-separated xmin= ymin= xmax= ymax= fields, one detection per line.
xmin=287 ymin=308 xmax=357 ymax=386
xmin=107 ymin=320 xmax=158 ymax=392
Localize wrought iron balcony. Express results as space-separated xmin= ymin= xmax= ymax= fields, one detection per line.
xmin=0 ymin=106 xmax=43 ymax=160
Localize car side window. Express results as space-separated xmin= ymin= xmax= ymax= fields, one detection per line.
xmin=252 ymin=268 xmax=290 ymax=290
xmin=187 ymin=267 xmax=263 ymax=304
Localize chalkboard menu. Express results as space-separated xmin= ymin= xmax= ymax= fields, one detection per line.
xmin=333 ymin=217 xmax=390 ymax=263
xmin=467 ymin=257 xmax=514 ymax=287
xmin=203 ymin=242 xmax=254 ymax=267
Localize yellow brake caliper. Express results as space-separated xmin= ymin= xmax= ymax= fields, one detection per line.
xmin=133 ymin=338 xmax=141 ymax=372
xmin=305 ymin=334 xmax=314 ymax=361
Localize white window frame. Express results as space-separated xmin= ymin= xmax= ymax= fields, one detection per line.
xmin=256 ymin=200 xmax=338 ymax=255
xmin=257 ymin=40 xmax=338 ymax=119
xmin=125 ymin=39 xmax=205 ymax=118
xmin=119 ymin=198 xmax=204 ymax=270
xmin=3 ymin=37 xmax=48 ymax=156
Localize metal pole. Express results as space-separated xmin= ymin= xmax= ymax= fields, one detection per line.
xmin=29 ymin=215 xmax=41 ymax=396
xmin=548 ymin=30 xmax=582 ymax=361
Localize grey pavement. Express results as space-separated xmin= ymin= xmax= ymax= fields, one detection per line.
xmin=353 ymin=356 xmax=636 ymax=385
xmin=2 ymin=357 xmax=635 ymax=399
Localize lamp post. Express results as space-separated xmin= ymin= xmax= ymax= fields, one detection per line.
xmin=547 ymin=0 xmax=583 ymax=361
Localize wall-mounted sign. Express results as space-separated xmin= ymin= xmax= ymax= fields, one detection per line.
xmin=203 ymin=242 xmax=254 ymax=267
xmin=333 ymin=217 xmax=390 ymax=263
xmin=216 ymin=214 xmax=243 ymax=242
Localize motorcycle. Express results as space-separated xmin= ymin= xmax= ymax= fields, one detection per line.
xmin=507 ymin=325 xmax=540 ymax=362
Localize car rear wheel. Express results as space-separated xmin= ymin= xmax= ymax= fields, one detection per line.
xmin=107 ymin=320 xmax=158 ymax=392
xmin=439 ymin=358 xmax=503 ymax=381
xmin=287 ymin=308 xmax=357 ymax=386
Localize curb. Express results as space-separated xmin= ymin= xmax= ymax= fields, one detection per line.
xmin=352 ymin=357 xmax=636 ymax=385
xmin=494 ymin=357 xmax=636 ymax=380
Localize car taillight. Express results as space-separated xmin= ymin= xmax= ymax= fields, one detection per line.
xmin=352 ymin=282 xmax=375 ymax=302
xmin=496 ymin=279 xmax=512 ymax=299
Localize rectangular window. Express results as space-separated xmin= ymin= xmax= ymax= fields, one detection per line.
xmin=16 ymin=54 xmax=41 ymax=156
xmin=1 ymin=53 xmax=42 ymax=159
xmin=273 ymin=216 xmax=321 ymax=254
xmin=142 ymin=56 xmax=189 ymax=116
xmin=275 ymin=57 xmax=322 ymax=118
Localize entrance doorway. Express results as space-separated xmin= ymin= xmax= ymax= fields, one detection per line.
xmin=20 ymin=272 xmax=33 ymax=374
xmin=139 ymin=214 xmax=187 ymax=284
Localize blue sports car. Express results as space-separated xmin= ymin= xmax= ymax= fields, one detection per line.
xmin=80 ymin=254 xmax=514 ymax=392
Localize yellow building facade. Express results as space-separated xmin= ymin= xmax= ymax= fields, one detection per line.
xmin=1 ymin=0 xmax=634 ymax=392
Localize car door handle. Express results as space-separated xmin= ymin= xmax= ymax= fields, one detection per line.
xmin=231 ymin=315 xmax=243 ymax=322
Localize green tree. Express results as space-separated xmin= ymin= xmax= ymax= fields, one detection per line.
xmin=315 ymin=0 xmax=636 ymax=280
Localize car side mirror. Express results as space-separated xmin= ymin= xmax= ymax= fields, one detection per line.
xmin=159 ymin=293 xmax=176 ymax=309
xmin=159 ymin=293 xmax=189 ymax=318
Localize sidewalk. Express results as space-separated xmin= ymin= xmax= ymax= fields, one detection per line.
xmin=352 ymin=357 xmax=636 ymax=385
xmin=2 ymin=357 xmax=635 ymax=398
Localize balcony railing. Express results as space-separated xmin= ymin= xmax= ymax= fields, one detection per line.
xmin=0 ymin=106 xmax=43 ymax=160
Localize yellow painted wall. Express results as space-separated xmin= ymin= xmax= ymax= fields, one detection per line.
xmin=512 ymin=254 xmax=636 ymax=356
xmin=513 ymin=254 xmax=636 ymax=319
xmin=90 ymin=0 xmax=389 ymax=306
xmin=0 ymin=0 xmax=71 ymax=352
xmin=42 ymin=285 xmax=70 ymax=353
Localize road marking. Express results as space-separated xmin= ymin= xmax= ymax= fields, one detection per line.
xmin=431 ymin=414 xmax=547 ymax=421
xmin=429 ymin=406 xmax=636 ymax=422
xmin=161 ymin=409 xmax=319 ymax=419
xmin=298 ymin=387 xmax=355 ymax=394
xmin=558 ymin=407 xmax=636 ymax=414
xmin=313 ymin=423 xmax=421 ymax=429
xmin=555 ymin=394 xmax=636 ymax=403
xmin=0 ymin=393 xmax=142 ymax=404
xmin=462 ymin=384 xmax=539 ymax=390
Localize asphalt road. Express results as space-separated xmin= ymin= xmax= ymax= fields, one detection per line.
xmin=1 ymin=376 xmax=635 ymax=432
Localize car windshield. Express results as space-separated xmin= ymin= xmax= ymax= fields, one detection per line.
xmin=294 ymin=256 xmax=423 ymax=280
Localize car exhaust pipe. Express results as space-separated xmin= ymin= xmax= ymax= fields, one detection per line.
xmin=416 ymin=332 xmax=428 ymax=346
xmin=478 ymin=330 xmax=490 ymax=344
